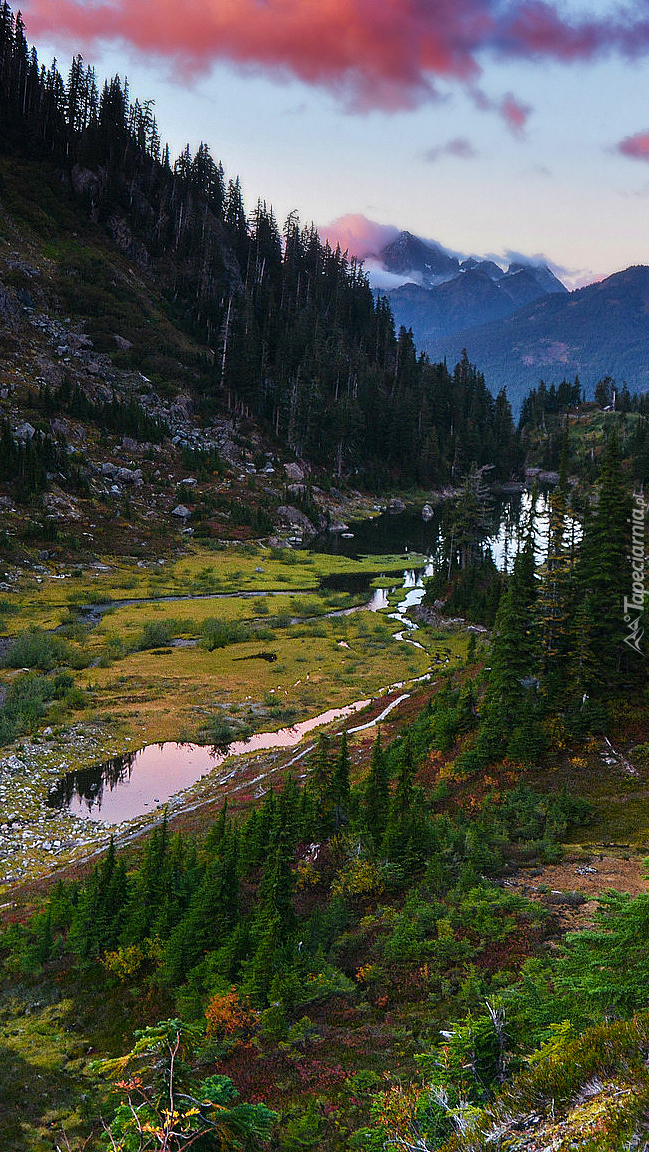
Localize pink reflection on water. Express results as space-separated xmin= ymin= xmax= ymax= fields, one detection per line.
xmin=66 ymin=698 xmax=372 ymax=824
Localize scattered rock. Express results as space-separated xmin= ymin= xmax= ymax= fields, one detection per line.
xmin=171 ymin=504 xmax=191 ymax=519
xmin=0 ymin=279 xmax=19 ymax=321
xmin=284 ymin=462 xmax=306 ymax=482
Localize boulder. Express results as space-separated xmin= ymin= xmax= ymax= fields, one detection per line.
xmin=71 ymin=164 xmax=103 ymax=200
xmin=284 ymin=462 xmax=306 ymax=482
xmin=171 ymin=504 xmax=191 ymax=519
xmin=276 ymin=505 xmax=317 ymax=538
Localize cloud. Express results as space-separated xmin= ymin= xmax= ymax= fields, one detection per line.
xmin=500 ymin=92 xmax=532 ymax=135
xmin=500 ymin=248 xmax=592 ymax=287
xmin=364 ymin=262 xmax=419 ymax=290
xmin=617 ymin=130 xmax=649 ymax=161
xmin=471 ymin=87 xmax=533 ymax=134
xmin=424 ymin=137 xmax=477 ymax=162
xmin=321 ymin=215 xmax=400 ymax=259
xmin=21 ymin=0 xmax=649 ymax=114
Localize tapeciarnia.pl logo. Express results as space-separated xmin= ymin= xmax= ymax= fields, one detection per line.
xmin=623 ymin=490 xmax=647 ymax=655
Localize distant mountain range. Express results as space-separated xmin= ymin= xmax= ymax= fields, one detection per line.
xmin=370 ymin=232 xmax=649 ymax=412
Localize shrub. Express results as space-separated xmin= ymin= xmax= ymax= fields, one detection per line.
xmin=200 ymin=618 xmax=252 ymax=650
xmin=135 ymin=617 xmax=190 ymax=650
xmin=0 ymin=673 xmax=53 ymax=744
xmin=3 ymin=628 xmax=71 ymax=670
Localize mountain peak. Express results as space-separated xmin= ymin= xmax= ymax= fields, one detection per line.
xmin=506 ymin=261 xmax=568 ymax=294
xmin=378 ymin=232 xmax=460 ymax=287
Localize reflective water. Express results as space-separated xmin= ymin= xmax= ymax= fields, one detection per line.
xmin=50 ymin=491 xmax=576 ymax=824
xmin=48 ymin=698 xmax=372 ymax=823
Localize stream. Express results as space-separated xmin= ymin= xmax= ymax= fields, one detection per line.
xmin=47 ymin=493 xmax=562 ymax=824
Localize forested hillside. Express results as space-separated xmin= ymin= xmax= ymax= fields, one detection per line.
xmin=0 ymin=2 xmax=522 ymax=491
xmin=1 ymin=5 xmax=649 ymax=1152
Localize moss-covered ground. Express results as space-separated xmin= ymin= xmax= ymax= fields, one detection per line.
xmin=0 ymin=542 xmax=467 ymax=893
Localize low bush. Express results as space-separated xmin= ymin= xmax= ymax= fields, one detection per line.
xmin=3 ymin=628 xmax=71 ymax=671
xmin=200 ymin=618 xmax=252 ymax=650
xmin=0 ymin=672 xmax=53 ymax=744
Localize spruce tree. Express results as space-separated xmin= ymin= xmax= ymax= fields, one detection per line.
xmin=537 ymin=432 xmax=575 ymax=702
xmin=331 ymin=731 xmax=351 ymax=829
xmin=364 ymin=730 xmax=390 ymax=848
xmin=310 ymin=733 xmax=334 ymax=832
xmin=575 ymin=431 xmax=636 ymax=693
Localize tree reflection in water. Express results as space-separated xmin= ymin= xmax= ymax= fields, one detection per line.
xmin=47 ymin=751 xmax=137 ymax=814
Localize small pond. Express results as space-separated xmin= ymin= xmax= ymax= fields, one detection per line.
xmin=48 ymin=490 xmax=575 ymax=825
xmin=47 ymin=699 xmax=374 ymax=824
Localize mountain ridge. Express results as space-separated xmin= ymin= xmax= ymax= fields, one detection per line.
xmin=424 ymin=263 xmax=649 ymax=411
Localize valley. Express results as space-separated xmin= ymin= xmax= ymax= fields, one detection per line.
xmin=0 ymin=539 xmax=455 ymax=889
xmin=0 ymin=9 xmax=648 ymax=1152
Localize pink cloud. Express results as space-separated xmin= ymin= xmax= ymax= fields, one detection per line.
xmin=21 ymin=0 xmax=649 ymax=113
xmin=617 ymin=131 xmax=649 ymax=161
xmin=500 ymin=92 xmax=532 ymax=134
xmin=471 ymin=87 xmax=533 ymax=134
xmin=321 ymin=215 xmax=400 ymax=260
xmin=425 ymin=137 xmax=477 ymax=162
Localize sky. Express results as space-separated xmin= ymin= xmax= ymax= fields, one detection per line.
xmin=19 ymin=0 xmax=649 ymax=288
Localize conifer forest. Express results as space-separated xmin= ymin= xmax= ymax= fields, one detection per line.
xmin=0 ymin=6 xmax=648 ymax=1151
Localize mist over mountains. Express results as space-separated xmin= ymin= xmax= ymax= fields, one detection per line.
xmin=368 ymin=231 xmax=649 ymax=412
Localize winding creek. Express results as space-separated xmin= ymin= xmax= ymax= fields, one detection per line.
xmin=45 ymin=492 xmax=566 ymax=826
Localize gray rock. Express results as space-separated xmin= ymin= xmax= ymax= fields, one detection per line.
xmin=171 ymin=504 xmax=191 ymax=519
xmin=71 ymin=164 xmax=103 ymax=200
xmin=284 ymin=462 xmax=306 ymax=482
xmin=0 ymin=280 xmax=18 ymax=320
xmin=276 ymin=505 xmax=317 ymax=538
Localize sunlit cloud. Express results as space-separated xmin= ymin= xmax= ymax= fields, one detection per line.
xmin=21 ymin=0 xmax=649 ymax=113
xmin=321 ymin=214 xmax=400 ymax=259
xmin=617 ymin=130 xmax=649 ymax=161
xmin=471 ymin=87 xmax=533 ymax=133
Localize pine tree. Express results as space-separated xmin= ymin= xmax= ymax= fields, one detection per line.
xmin=364 ymin=730 xmax=389 ymax=847
xmin=575 ymin=431 xmax=636 ymax=692
xmin=331 ymin=731 xmax=351 ymax=829
xmin=478 ymin=534 xmax=539 ymax=762
xmin=537 ymin=432 xmax=575 ymax=702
